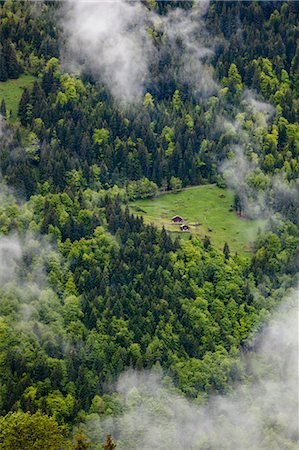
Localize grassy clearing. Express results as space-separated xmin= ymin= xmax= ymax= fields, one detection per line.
xmin=130 ymin=185 xmax=265 ymax=255
xmin=0 ymin=74 xmax=36 ymax=120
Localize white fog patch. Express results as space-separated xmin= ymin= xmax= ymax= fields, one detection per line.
xmin=60 ymin=0 xmax=217 ymax=103
xmin=243 ymin=89 xmax=275 ymax=128
xmin=159 ymin=1 xmax=218 ymax=98
xmin=0 ymin=232 xmax=60 ymax=322
xmin=0 ymin=235 xmax=22 ymax=285
xmin=61 ymin=0 xmax=156 ymax=104
xmin=218 ymin=117 xmax=270 ymax=219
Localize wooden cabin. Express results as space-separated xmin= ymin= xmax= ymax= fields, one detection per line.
xmin=172 ymin=215 xmax=184 ymax=224
xmin=180 ymin=224 xmax=189 ymax=231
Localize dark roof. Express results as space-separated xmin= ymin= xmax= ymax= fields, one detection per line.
xmin=172 ymin=215 xmax=183 ymax=220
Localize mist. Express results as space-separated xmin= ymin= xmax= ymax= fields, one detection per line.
xmin=85 ymin=288 xmax=298 ymax=450
xmin=219 ymin=117 xmax=270 ymax=220
xmin=242 ymin=89 xmax=275 ymax=129
xmin=61 ymin=0 xmax=155 ymax=104
xmin=0 ymin=114 xmax=63 ymax=331
xmin=60 ymin=0 xmax=217 ymax=103
xmin=158 ymin=1 xmax=218 ymax=98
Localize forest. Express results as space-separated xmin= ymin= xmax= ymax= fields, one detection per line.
xmin=0 ymin=1 xmax=298 ymax=449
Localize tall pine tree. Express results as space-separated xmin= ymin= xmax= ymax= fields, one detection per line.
xmin=3 ymin=40 xmax=22 ymax=79
xmin=0 ymin=48 xmax=8 ymax=81
xmin=18 ymin=88 xmax=31 ymax=126
xmin=1 ymin=99 xmax=7 ymax=118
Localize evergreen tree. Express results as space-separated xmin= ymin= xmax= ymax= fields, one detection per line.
xmin=1 ymin=99 xmax=7 ymax=118
xmin=4 ymin=40 xmax=22 ymax=79
xmin=203 ymin=235 xmax=211 ymax=250
xmin=31 ymin=81 xmax=46 ymax=118
xmin=223 ymin=241 xmax=230 ymax=259
xmin=234 ymin=194 xmax=242 ymax=216
xmin=0 ymin=48 xmax=8 ymax=81
xmin=18 ymin=88 xmax=31 ymax=126
xmin=290 ymin=42 xmax=299 ymax=95
xmin=42 ymin=66 xmax=57 ymax=95
xmin=226 ymin=63 xmax=242 ymax=99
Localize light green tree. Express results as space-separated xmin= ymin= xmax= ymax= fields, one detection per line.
xmin=169 ymin=176 xmax=182 ymax=192
xmin=0 ymin=411 xmax=66 ymax=450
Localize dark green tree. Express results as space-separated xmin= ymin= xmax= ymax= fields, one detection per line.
xmin=1 ymin=99 xmax=7 ymax=118
xmin=223 ymin=242 xmax=230 ymax=260
xmin=0 ymin=48 xmax=8 ymax=81
xmin=203 ymin=235 xmax=211 ymax=250
xmin=4 ymin=40 xmax=22 ymax=79
xmin=18 ymin=88 xmax=31 ymax=126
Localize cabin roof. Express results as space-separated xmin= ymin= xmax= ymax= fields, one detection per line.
xmin=172 ymin=215 xmax=183 ymax=220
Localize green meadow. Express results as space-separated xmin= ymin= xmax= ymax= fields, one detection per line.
xmin=0 ymin=74 xmax=36 ymax=120
xmin=130 ymin=185 xmax=264 ymax=255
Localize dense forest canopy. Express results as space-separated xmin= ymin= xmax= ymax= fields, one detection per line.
xmin=0 ymin=1 xmax=298 ymax=449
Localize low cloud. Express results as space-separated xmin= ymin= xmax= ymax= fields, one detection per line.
xmin=0 ymin=235 xmax=22 ymax=286
xmin=243 ymin=89 xmax=275 ymax=128
xmin=159 ymin=1 xmax=218 ymax=98
xmin=60 ymin=0 xmax=217 ymax=103
xmin=61 ymin=0 xmax=156 ymax=104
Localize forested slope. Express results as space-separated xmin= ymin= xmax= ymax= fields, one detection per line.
xmin=0 ymin=1 xmax=298 ymax=449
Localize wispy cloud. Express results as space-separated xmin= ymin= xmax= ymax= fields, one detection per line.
xmin=60 ymin=0 xmax=216 ymax=103
xmin=61 ymin=0 xmax=156 ymax=104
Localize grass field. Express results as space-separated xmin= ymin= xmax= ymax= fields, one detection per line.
xmin=0 ymin=74 xmax=36 ymax=120
xmin=130 ymin=185 xmax=264 ymax=255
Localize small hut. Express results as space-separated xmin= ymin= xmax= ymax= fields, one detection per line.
xmin=172 ymin=215 xmax=184 ymax=224
xmin=180 ymin=224 xmax=189 ymax=231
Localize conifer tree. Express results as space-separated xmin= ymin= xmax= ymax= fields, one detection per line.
xmin=203 ymin=235 xmax=211 ymax=250
xmin=18 ymin=88 xmax=31 ymax=126
xmin=0 ymin=49 xmax=8 ymax=81
xmin=31 ymin=81 xmax=45 ymax=118
xmin=42 ymin=66 xmax=56 ymax=95
xmin=1 ymin=99 xmax=6 ymax=118
xmin=4 ymin=40 xmax=22 ymax=79
xmin=223 ymin=241 xmax=230 ymax=259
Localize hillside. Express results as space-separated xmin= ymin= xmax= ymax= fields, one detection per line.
xmin=130 ymin=184 xmax=264 ymax=255
xmin=0 ymin=1 xmax=298 ymax=449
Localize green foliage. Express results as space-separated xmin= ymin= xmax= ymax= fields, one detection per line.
xmin=72 ymin=427 xmax=92 ymax=450
xmin=222 ymin=64 xmax=242 ymax=100
xmin=169 ymin=176 xmax=182 ymax=192
xmin=0 ymin=411 xmax=66 ymax=450
xmin=143 ymin=92 xmax=154 ymax=108
xmin=126 ymin=177 xmax=158 ymax=200
xmin=93 ymin=128 xmax=110 ymax=146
